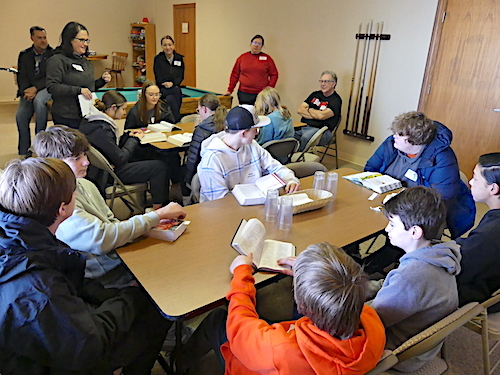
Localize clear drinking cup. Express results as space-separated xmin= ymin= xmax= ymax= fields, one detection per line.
xmin=312 ymin=171 xmax=325 ymax=190
xmin=264 ymin=189 xmax=279 ymax=222
xmin=325 ymin=172 xmax=338 ymax=198
xmin=278 ymin=195 xmax=294 ymax=230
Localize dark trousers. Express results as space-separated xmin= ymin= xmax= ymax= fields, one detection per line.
xmin=160 ymin=86 xmax=182 ymax=122
xmin=52 ymin=112 xmax=82 ymax=129
xmin=115 ymin=160 xmax=169 ymax=205
xmin=177 ymin=308 xmax=227 ymax=375
xmin=237 ymin=90 xmax=258 ymax=105
xmin=109 ymin=288 xmax=172 ymax=375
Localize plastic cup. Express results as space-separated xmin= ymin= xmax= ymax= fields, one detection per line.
xmin=325 ymin=172 xmax=338 ymax=197
xmin=312 ymin=171 xmax=325 ymax=190
xmin=278 ymin=196 xmax=293 ymax=230
xmin=264 ymin=189 xmax=279 ymax=222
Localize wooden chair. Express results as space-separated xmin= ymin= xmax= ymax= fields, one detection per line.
xmin=290 ymin=126 xmax=328 ymax=163
xmin=87 ymin=146 xmax=148 ymax=214
xmin=107 ymin=52 xmax=128 ymax=88
xmin=366 ymin=302 xmax=484 ymax=375
xmin=317 ymin=115 xmax=342 ymax=168
xmin=262 ymin=137 xmax=299 ymax=164
xmin=464 ymin=290 xmax=500 ymax=375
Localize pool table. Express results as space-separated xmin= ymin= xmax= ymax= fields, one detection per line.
xmin=96 ymin=86 xmax=233 ymax=115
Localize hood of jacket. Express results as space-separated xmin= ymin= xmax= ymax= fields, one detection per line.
xmin=0 ymin=210 xmax=84 ymax=287
xmin=81 ymin=112 xmax=119 ymax=143
xmin=400 ymin=240 xmax=462 ymax=276
xmin=199 ymin=131 xmax=229 ymax=158
xmin=294 ymin=305 xmax=385 ymax=374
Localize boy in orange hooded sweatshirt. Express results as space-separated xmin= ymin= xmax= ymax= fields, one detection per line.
xmin=179 ymin=242 xmax=385 ymax=374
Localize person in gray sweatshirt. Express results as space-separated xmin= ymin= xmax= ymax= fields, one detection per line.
xmin=371 ymin=186 xmax=461 ymax=372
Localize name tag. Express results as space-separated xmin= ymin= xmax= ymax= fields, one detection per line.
xmin=259 ymin=56 xmax=267 ymax=60
xmin=174 ymin=60 xmax=182 ymax=66
xmin=72 ymin=64 xmax=84 ymax=72
xmin=404 ymin=169 xmax=418 ymax=182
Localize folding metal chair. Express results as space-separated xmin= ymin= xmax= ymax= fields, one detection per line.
xmin=317 ymin=115 xmax=342 ymax=168
xmin=290 ymin=126 xmax=328 ymax=163
xmin=262 ymin=137 xmax=299 ymax=164
xmin=87 ymin=146 xmax=148 ymax=214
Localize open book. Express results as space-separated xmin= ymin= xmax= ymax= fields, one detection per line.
xmin=232 ymin=173 xmax=286 ymax=205
xmin=148 ymin=121 xmax=182 ymax=132
xmin=231 ymin=218 xmax=295 ymax=272
xmin=141 ymin=132 xmax=167 ymax=144
xmin=167 ymin=133 xmax=193 ymax=147
xmin=343 ymin=171 xmax=402 ymax=194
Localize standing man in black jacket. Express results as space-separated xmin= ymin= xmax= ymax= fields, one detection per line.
xmin=15 ymin=26 xmax=54 ymax=157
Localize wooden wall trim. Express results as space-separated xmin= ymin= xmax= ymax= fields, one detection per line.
xmin=418 ymin=0 xmax=448 ymax=112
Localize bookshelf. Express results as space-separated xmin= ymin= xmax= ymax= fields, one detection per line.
xmin=130 ymin=23 xmax=156 ymax=87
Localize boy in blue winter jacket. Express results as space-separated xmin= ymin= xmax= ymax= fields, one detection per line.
xmin=371 ymin=186 xmax=462 ymax=372
xmin=365 ymin=111 xmax=475 ymax=238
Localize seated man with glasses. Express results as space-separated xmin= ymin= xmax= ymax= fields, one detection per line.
xmin=295 ymin=70 xmax=342 ymax=151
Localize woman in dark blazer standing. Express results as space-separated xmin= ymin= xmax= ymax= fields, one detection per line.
xmin=154 ymin=35 xmax=184 ymax=123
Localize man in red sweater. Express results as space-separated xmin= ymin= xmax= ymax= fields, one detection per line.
xmin=178 ymin=242 xmax=385 ymax=375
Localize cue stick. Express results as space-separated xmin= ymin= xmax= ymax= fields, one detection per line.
xmin=352 ymin=20 xmax=373 ymax=134
xmin=361 ymin=22 xmax=383 ymax=135
xmin=345 ymin=23 xmax=363 ymax=131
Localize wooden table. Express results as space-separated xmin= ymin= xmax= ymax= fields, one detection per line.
xmin=117 ymin=168 xmax=388 ymax=319
xmin=149 ymin=121 xmax=307 ymax=150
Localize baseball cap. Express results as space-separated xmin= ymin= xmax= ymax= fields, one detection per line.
xmin=225 ymin=105 xmax=271 ymax=131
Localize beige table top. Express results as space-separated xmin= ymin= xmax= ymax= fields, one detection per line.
xmin=149 ymin=121 xmax=306 ymax=150
xmin=117 ymin=168 xmax=389 ymax=319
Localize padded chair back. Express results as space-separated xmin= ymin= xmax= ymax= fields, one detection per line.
xmin=180 ymin=114 xmax=199 ymax=124
xmin=262 ymin=138 xmax=299 ymax=164
xmin=291 ymin=126 xmax=328 ymax=163
xmin=285 ymin=162 xmax=327 ymax=178
xmin=87 ymin=146 xmax=146 ymax=213
xmin=366 ymin=302 xmax=484 ymax=375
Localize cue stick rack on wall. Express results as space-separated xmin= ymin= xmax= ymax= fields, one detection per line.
xmin=343 ymin=21 xmax=390 ymax=142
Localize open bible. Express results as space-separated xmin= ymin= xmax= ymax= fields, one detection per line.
xmin=231 ymin=173 xmax=286 ymax=205
xmin=231 ymin=218 xmax=295 ymax=272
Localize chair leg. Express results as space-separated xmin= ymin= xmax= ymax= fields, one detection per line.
xmin=481 ymin=310 xmax=491 ymax=375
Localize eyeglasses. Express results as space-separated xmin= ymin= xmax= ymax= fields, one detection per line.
xmin=146 ymin=93 xmax=161 ymax=98
xmin=74 ymin=38 xmax=90 ymax=44
xmin=319 ymin=80 xmax=334 ymax=84
xmin=252 ymin=41 xmax=263 ymax=46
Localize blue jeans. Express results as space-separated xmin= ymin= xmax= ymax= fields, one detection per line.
xmin=15 ymin=88 xmax=51 ymax=155
xmin=294 ymin=125 xmax=332 ymax=152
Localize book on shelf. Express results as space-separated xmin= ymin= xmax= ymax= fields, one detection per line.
xmin=343 ymin=171 xmax=402 ymax=194
xmin=231 ymin=173 xmax=286 ymax=206
xmin=147 ymin=121 xmax=182 ymax=132
xmin=166 ymin=133 xmax=193 ymax=147
xmin=231 ymin=218 xmax=295 ymax=272
xmin=145 ymin=219 xmax=187 ymax=242
xmin=141 ymin=132 xmax=167 ymax=144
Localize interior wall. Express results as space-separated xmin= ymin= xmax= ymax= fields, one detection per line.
xmin=0 ymin=0 xmax=438 ymax=167
xmin=0 ymin=0 xmax=143 ymax=101
xmin=146 ymin=0 xmax=439 ymax=166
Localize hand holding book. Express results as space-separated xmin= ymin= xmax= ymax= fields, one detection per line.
xmin=230 ymin=254 xmax=254 ymax=274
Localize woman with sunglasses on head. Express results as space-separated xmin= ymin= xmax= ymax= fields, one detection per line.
xmin=225 ymin=34 xmax=279 ymax=105
xmin=80 ymin=90 xmax=170 ymax=209
xmin=47 ymin=22 xmax=111 ymax=129
xmin=154 ymin=35 xmax=184 ymax=122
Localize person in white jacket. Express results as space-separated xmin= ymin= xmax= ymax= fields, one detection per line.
xmin=33 ymin=125 xmax=186 ymax=287
xmin=198 ymin=105 xmax=300 ymax=203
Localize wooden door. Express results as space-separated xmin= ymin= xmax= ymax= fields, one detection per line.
xmin=419 ymin=0 xmax=500 ymax=178
xmin=173 ymin=3 xmax=196 ymax=87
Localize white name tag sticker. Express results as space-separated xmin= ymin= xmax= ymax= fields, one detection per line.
xmin=259 ymin=56 xmax=267 ymax=60
xmin=72 ymin=64 xmax=84 ymax=72
xmin=404 ymin=169 xmax=418 ymax=182
xmin=174 ymin=60 xmax=182 ymax=66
